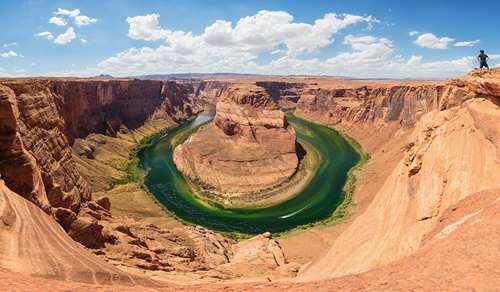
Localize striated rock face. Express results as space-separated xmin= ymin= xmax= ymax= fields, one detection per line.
xmin=296 ymin=83 xmax=476 ymax=128
xmin=174 ymin=84 xmax=298 ymax=197
xmin=0 ymin=79 xmax=200 ymax=213
xmin=299 ymin=69 xmax=500 ymax=280
xmin=0 ymin=82 xmax=90 ymax=212
xmin=0 ymin=180 xmax=149 ymax=286
xmin=194 ymin=80 xmax=230 ymax=104
xmin=255 ymin=81 xmax=304 ymax=106
xmin=0 ymin=77 xmax=298 ymax=282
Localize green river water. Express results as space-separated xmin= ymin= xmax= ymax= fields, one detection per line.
xmin=139 ymin=111 xmax=361 ymax=235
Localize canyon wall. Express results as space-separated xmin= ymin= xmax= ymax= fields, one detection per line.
xmin=297 ymin=81 xmax=475 ymax=128
xmin=0 ymin=79 xmax=201 ymax=213
xmin=0 ymin=70 xmax=498 ymax=289
xmin=0 ymin=78 xmax=299 ymax=282
xmin=299 ymin=69 xmax=500 ymax=280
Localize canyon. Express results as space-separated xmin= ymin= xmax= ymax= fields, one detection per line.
xmin=0 ymin=68 xmax=499 ymax=290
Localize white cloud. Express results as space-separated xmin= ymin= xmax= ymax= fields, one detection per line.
xmin=49 ymin=16 xmax=67 ymax=26
xmin=54 ymin=27 xmax=76 ymax=45
xmin=96 ymin=11 xmax=496 ymax=79
xmin=126 ymin=14 xmax=170 ymax=41
xmin=80 ymin=38 xmax=87 ymax=43
xmin=3 ymin=42 xmax=18 ymax=48
xmin=414 ymin=33 xmax=454 ymax=49
xmin=34 ymin=31 xmax=54 ymax=40
xmin=54 ymin=8 xmax=80 ymax=18
xmin=75 ymin=15 xmax=98 ymax=26
xmin=102 ymin=11 xmax=376 ymax=75
xmin=454 ymin=39 xmax=480 ymax=47
xmin=35 ymin=9 xmax=97 ymax=44
xmin=0 ymin=50 xmax=18 ymax=58
xmin=201 ymin=11 xmax=376 ymax=55
xmin=409 ymin=30 xmax=419 ymax=36
xmin=53 ymin=8 xmax=97 ymax=26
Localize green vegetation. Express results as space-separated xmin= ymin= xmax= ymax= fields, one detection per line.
xmin=107 ymin=128 xmax=170 ymax=190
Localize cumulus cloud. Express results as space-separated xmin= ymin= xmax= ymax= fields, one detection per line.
xmin=0 ymin=50 xmax=18 ymax=58
xmin=414 ymin=33 xmax=454 ymax=49
xmin=80 ymin=38 xmax=87 ymax=43
xmin=34 ymin=31 xmax=54 ymax=40
xmin=74 ymin=15 xmax=98 ymax=26
xmin=122 ymin=10 xmax=375 ymax=56
xmin=49 ymin=16 xmax=67 ymax=26
xmin=54 ymin=27 xmax=76 ymax=45
xmin=201 ymin=11 xmax=376 ymax=55
xmin=54 ymin=8 xmax=97 ymax=26
xmin=55 ymin=8 xmax=80 ymax=18
xmin=97 ymin=11 xmax=494 ymax=79
xmin=454 ymin=39 xmax=480 ymax=47
xmin=36 ymin=8 xmax=97 ymax=44
xmin=126 ymin=14 xmax=170 ymax=41
xmin=409 ymin=30 xmax=419 ymax=36
xmin=101 ymin=11 xmax=377 ymax=74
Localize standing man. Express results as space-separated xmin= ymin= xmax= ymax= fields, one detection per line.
xmin=478 ymin=50 xmax=489 ymax=69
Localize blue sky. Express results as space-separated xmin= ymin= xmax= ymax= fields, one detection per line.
xmin=1 ymin=0 xmax=499 ymax=78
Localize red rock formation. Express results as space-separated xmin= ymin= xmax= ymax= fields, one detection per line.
xmin=299 ymin=69 xmax=500 ymax=281
xmin=296 ymin=83 xmax=476 ymax=128
xmin=0 ymin=70 xmax=499 ymax=290
xmin=0 ymin=79 xmax=201 ymax=213
xmin=174 ymin=83 xmax=299 ymax=198
xmin=0 ymin=179 xmax=151 ymax=286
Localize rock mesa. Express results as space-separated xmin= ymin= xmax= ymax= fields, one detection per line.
xmin=174 ymin=83 xmax=299 ymax=198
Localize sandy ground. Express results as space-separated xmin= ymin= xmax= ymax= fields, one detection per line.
xmin=74 ymin=119 xmax=185 ymax=230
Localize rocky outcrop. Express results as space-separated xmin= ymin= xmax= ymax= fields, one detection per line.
xmin=194 ymin=80 xmax=230 ymax=104
xmin=0 ymin=85 xmax=50 ymax=211
xmin=173 ymin=84 xmax=299 ymax=198
xmin=0 ymin=77 xmax=298 ymax=282
xmin=0 ymin=82 xmax=90 ymax=212
xmin=296 ymin=80 xmax=478 ymax=128
xmin=299 ymin=69 xmax=500 ymax=280
xmin=0 ymin=79 xmax=201 ymax=214
xmin=0 ymin=179 xmax=150 ymax=286
xmin=255 ymin=81 xmax=303 ymax=106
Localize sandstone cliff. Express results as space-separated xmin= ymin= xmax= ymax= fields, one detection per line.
xmin=173 ymin=83 xmax=299 ymax=199
xmin=299 ymin=69 xmax=500 ymax=280
xmin=0 ymin=78 xmax=298 ymax=283
xmin=0 ymin=179 xmax=150 ymax=286
xmin=0 ymin=79 xmax=200 ymax=214
xmin=0 ymin=70 xmax=499 ymax=290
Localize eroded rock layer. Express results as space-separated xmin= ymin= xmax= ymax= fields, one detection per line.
xmin=0 ymin=70 xmax=499 ymax=290
xmin=0 ymin=78 xmax=201 ymax=213
xmin=299 ymin=69 xmax=500 ymax=280
xmin=0 ymin=78 xmax=298 ymax=283
xmin=173 ymin=83 xmax=299 ymax=196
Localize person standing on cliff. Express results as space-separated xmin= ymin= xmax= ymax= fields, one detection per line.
xmin=477 ymin=50 xmax=489 ymax=70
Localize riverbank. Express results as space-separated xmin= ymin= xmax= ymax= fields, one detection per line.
xmin=72 ymin=118 xmax=185 ymax=229
xmin=139 ymin=112 xmax=367 ymax=236
xmin=182 ymin=135 xmax=320 ymax=210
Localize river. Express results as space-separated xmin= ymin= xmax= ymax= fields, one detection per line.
xmin=138 ymin=111 xmax=361 ymax=234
